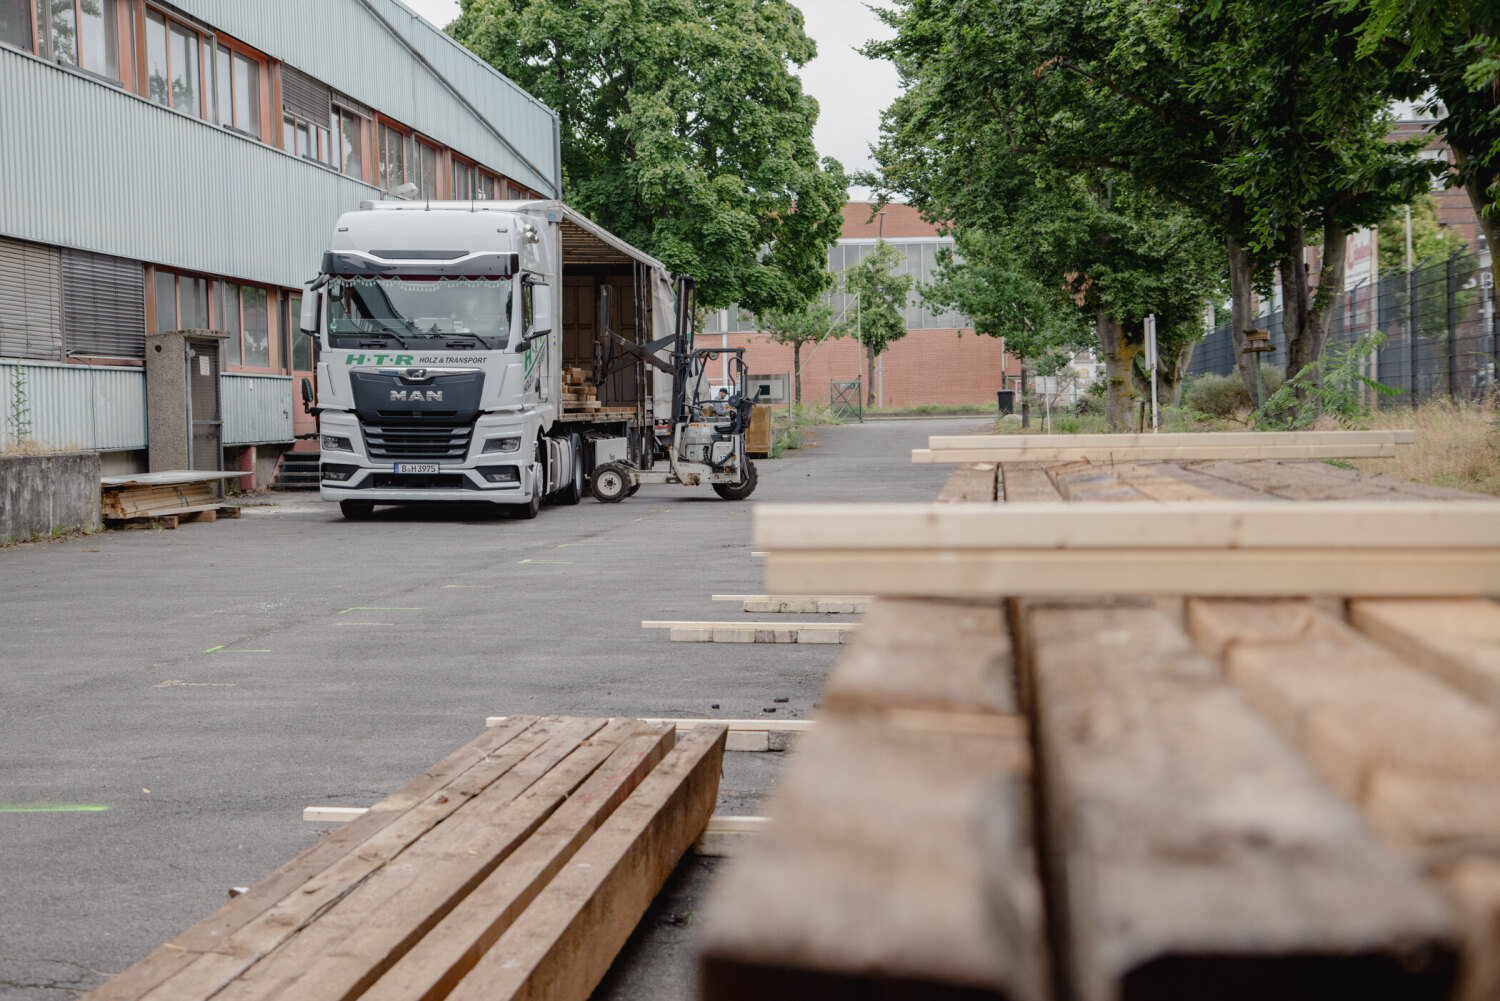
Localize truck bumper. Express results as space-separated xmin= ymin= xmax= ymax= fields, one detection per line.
xmin=318 ymin=456 xmax=536 ymax=505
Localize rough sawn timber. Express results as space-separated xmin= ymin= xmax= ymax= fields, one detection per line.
xmin=1022 ymin=603 xmax=1458 ymax=1001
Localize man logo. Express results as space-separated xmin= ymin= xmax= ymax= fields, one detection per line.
xmin=390 ymin=390 xmax=443 ymax=402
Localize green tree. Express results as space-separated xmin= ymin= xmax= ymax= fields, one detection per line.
xmin=862 ymin=0 xmax=1428 ymax=422
xmin=921 ymin=230 xmax=1085 ymax=427
xmin=841 ymin=240 xmax=914 ymax=406
xmin=753 ymin=301 xmax=847 ymax=404
xmin=449 ymin=0 xmax=848 ymax=317
xmin=1352 ymin=0 xmax=1500 ymax=256
xmin=1377 ymin=194 xmax=1468 ymax=273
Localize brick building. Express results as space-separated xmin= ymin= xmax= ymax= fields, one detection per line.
xmin=703 ymin=202 xmax=1020 ymax=408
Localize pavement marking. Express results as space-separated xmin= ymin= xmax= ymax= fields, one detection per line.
xmin=337 ymin=606 xmax=424 ymax=613
xmin=555 ymin=542 xmax=611 ymax=548
xmin=516 ymin=559 xmax=573 ymax=564
xmin=156 ymin=680 xmax=237 ymax=688
xmin=203 ymin=646 xmax=271 ymax=653
xmin=331 ymin=622 xmax=394 ymax=626
xmin=443 ymin=584 xmax=495 ymax=588
xmin=0 ymin=804 xmax=111 ymax=814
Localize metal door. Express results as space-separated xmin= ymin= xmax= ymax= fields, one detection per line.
xmin=186 ymin=339 xmax=223 ymax=470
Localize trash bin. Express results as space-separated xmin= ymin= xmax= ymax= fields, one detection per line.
xmin=996 ymin=390 xmax=1015 ymax=416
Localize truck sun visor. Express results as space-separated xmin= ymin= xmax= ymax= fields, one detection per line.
xmin=321 ymin=251 xmax=520 ymax=277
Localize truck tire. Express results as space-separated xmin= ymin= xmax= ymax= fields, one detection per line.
xmin=712 ymin=458 xmax=758 ymax=501
xmin=591 ymin=462 xmax=631 ymax=503
xmin=340 ymin=500 xmax=374 ymax=520
xmin=556 ymin=433 xmax=584 ymax=505
xmin=515 ymin=464 xmax=542 ymax=519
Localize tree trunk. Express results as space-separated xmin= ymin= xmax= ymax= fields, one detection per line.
xmin=866 ymin=342 xmax=877 ymax=406
xmin=1161 ymin=342 xmax=1195 ymax=409
xmin=1227 ymin=237 xmax=1260 ymax=402
xmin=1019 ymin=358 xmax=1031 ymax=428
xmin=1454 ymin=145 xmax=1500 ymax=262
xmin=1096 ymin=311 xmax=1138 ymax=431
xmin=1280 ymin=219 xmax=1349 ymax=422
xmin=793 ymin=342 xmax=802 ymax=405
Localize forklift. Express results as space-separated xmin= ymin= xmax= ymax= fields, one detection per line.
xmin=588 ymin=276 xmax=758 ymax=502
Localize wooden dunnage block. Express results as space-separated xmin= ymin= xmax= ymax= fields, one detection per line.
xmin=937 ymin=463 xmax=998 ymax=503
xmin=697 ymin=718 xmax=1043 ymax=1001
xmin=1025 ymin=604 xmax=1458 ymax=1001
xmin=443 ymin=724 xmax=726 ymax=1001
xmin=82 ymin=716 xmax=548 ymax=1001
xmin=1350 ymin=599 xmax=1500 ymax=714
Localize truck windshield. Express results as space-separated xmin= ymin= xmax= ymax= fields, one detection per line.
xmin=325 ymin=276 xmax=512 ymax=350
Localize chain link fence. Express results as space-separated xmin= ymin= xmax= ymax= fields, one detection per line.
xmin=1187 ymin=249 xmax=1497 ymax=405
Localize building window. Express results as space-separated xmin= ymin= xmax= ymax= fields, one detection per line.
xmin=216 ymin=42 xmax=262 ymax=136
xmin=0 ymin=0 xmax=31 ymax=51
xmin=378 ymin=121 xmax=410 ymax=193
xmin=31 ymin=0 xmax=119 ymax=80
xmin=416 ymin=140 xmax=439 ymax=199
xmin=144 ymin=9 xmax=204 ymax=116
xmin=280 ymin=292 xmax=310 ymax=372
xmin=152 ymin=269 xmax=212 ymax=332
xmin=283 ymin=112 xmax=331 ymax=164
xmin=452 ymin=158 xmax=476 ymax=201
xmin=241 ymin=284 xmax=269 ymax=367
xmin=332 ymin=105 xmax=366 ymax=179
xmin=215 ymin=280 xmax=242 ymax=364
xmin=478 ymin=171 xmax=500 ymax=201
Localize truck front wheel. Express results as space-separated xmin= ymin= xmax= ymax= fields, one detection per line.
xmin=712 ymin=459 xmax=757 ymax=501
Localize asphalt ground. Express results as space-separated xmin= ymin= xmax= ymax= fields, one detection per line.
xmin=0 ymin=417 xmax=979 ymax=1000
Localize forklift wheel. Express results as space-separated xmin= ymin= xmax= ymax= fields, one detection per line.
xmin=591 ymin=463 xmax=632 ymax=503
xmin=626 ymin=483 xmax=640 ymax=497
xmin=712 ymin=458 xmax=758 ymax=501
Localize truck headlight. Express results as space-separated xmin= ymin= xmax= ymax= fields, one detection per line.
xmin=483 ymin=435 xmax=522 ymax=454
xmin=321 ymin=434 xmax=353 ymax=452
xmin=477 ymin=465 xmax=520 ymax=483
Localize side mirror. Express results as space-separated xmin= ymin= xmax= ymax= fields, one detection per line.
xmin=299 ymin=289 xmax=320 ymax=334
xmin=300 ymin=377 xmax=315 ymax=411
xmin=515 ymin=328 xmax=551 ymax=351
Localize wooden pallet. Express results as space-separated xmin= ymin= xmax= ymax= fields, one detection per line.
xmin=106 ymin=504 xmax=242 ymax=530
xmin=83 ymin=716 xmax=727 ymax=1001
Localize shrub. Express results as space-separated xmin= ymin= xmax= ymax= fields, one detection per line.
xmin=1181 ymin=365 xmax=1284 ymax=418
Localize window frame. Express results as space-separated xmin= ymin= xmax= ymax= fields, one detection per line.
xmin=376 ymin=116 xmax=413 ymax=195
xmin=212 ymin=33 xmax=268 ymax=139
xmin=330 ymin=103 xmax=370 ymax=183
xmin=141 ymin=5 xmax=208 ymax=118
xmin=450 ymin=154 xmax=477 ymax=202
xmin=30 ymin=0 xmax=126 ymax=83
xmin=283 ymin=109 xmax=332 ymax=166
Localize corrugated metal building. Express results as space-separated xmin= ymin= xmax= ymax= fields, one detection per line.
xmin=0 ymin=0 xmax=560 ymax=480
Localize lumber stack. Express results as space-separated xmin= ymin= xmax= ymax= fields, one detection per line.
xmin=83 ymin=716 xmax=726 ymax=1001
xmin=913 ymin=429 xmax=1417 ymax=464
xmin=562 ymin=366 xmax=601 ymax=412
xmin=99 ymin=471 xmax=242 ymax=528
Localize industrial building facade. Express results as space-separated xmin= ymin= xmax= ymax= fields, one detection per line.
xmin=0 ymin=0 xmax=560 ymax=480
xmin=706 ymin=203 xmax=1020 ymax=408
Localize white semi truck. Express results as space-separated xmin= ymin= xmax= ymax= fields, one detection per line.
xmin=298 ymin=200 xmax=758 ymax=519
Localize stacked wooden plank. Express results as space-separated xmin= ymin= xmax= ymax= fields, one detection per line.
xmin=99 ymin=471 xmax=242 ymax=528
xmin=562 ymin=366 xmax=602 ymax=413
xmin=84 ymin=716 xmax=726 ymax=1001
xmin=699 ymin=599 xmax=1047 ymax=1001
xmin=913 ymin=429 xmax=1417 ymax=463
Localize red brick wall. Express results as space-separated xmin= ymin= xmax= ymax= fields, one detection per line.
xmin=715 ymin=329 xmax=1020 ymax=407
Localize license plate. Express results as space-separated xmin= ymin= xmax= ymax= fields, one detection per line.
xmin=394 ymin=463 xmax=440 ymax=474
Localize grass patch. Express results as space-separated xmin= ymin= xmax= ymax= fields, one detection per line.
xmin=866 ymin=402 xmax=996 ymax=414
xmin=1345 ymin=398 xmax=1500 ymax=495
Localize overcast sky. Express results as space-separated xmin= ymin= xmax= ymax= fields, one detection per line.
xmin=398 ymin=0 xmax=898 ymax=201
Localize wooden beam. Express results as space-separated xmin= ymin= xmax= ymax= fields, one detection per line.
xmin=642 ymin=620 xmax=857 ymax=643
xmin=698 ymin=717 xmax=1044 ymax=1001
xmin=1349 ymin=599 xmax=1500 ymax=714
xmin=755 ymin=502 xmax=1500 ymax=598
xmin=442 ymin=725 xmax=727 ymax=1001
xmin=487 ymin=716 xmax=815 ymax=752
xmin=712 ymin=594 xmax=871 ymax=614
xmin=356 ymin=725 xmax=676 ymax=1001
xmin=1000 ymin=463 xmax=1063 ymax=502
xmin=693 ymin=815 xmax=771 ymax=857
xmin=937 ymin=463 xmax=998 ymax=503
xmin=915 ymin=443 xmax=1401 ymax=463
xmin=757 ymin=502 xmax=1500 ymax=551
xmin=929 ymin=430 xmax=1417 ymax=449
xmin=1023 ymin=603 xmax=1458 ymax=1001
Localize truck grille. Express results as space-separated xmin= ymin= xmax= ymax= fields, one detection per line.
xmin=362 ymin=420 xmax=473 ymax=462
